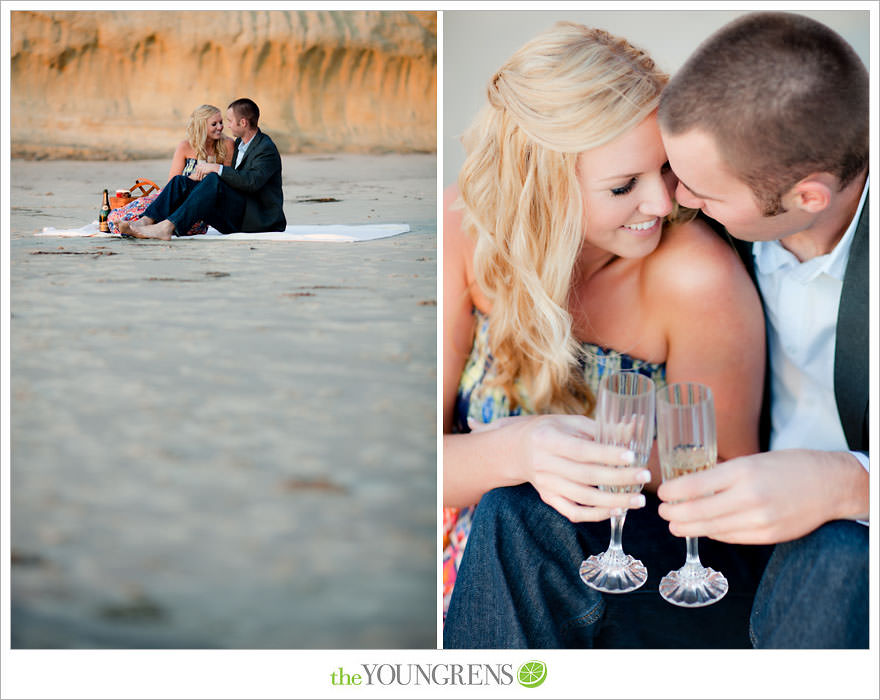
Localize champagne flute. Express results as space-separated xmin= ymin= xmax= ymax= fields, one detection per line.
xmin=656 ymin=382 xmax=728 ymax=607
xmin=579 ymin=371 xmax=655 ymax=593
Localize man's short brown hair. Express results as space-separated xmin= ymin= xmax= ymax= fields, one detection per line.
xmin=228 ymin=98 xmax=260 ymax=129
xmin=659 ymin=12 xmax=868 ymax=216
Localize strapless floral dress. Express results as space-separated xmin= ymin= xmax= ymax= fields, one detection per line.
xmin=442 ymin=308 xmax=667 ymax=618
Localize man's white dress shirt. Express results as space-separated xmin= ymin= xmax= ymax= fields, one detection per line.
xmin=752 ymin=179 xmax=869 ymax=482
xmin=218 ymin=133 xmax=255 ymax=175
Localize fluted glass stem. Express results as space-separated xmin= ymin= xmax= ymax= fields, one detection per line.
xmin=684 ymin=536 xmax=702 ymax=571
xmin=606 ymin=512 xmax=625 ymax=558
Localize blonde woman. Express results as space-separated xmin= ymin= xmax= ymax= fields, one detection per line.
xmin=443 ymin=23 xmax=769 ymax=646
xmin=109 ymin=104 xmax=234 ymax=236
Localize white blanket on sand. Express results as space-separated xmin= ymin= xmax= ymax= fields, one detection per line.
xmin=37 ymin=221 xmax=411 ymax=242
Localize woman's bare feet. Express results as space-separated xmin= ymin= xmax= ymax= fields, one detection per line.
xmin=129 ymin=219 xmax=176 ymax=241
xmin=117 ymin=217 xmax=156 ymax=238
xmin=116 ymin=220 xmax=135 ymax=236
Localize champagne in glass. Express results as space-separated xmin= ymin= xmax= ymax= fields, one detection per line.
xmin=663 ymin=445 xmax=713 ymax=480
xmin=657 ymin=382 xmax=728 ymax=607
xmin=579 ymin=371 xmax=655 ymax=594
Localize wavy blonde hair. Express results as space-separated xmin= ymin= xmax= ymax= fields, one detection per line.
xmin=186 ymin=104 xmax=229 ymax=164
xmin=458 ymin=22 xmax=668 ymax=415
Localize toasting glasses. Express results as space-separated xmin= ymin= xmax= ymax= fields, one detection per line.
xmin=656 ymin=382 xmax=728 ymax=607
xmin=579 ymin=371 xmax=655 ymax=594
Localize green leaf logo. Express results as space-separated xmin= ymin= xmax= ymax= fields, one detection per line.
xmin=517 ymin=660 xmax=547 ymax=688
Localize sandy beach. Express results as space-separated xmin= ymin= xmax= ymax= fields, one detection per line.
xmin=8 ymin=153 xmax=437 ymax=648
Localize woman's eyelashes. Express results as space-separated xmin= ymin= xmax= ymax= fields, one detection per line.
xmin=610 ymin=162 xmax=672 ymax=197
xmin=611 ymin=177 xmax=637 ymax=196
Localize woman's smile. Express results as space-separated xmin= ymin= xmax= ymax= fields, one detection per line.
xmin=620 ymin=216 xmax=661 ymax=237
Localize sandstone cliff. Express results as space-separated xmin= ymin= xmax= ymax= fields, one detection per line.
xmin=11 ymin=10 xmax=436 ymax=159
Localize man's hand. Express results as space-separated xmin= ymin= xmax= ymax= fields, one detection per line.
xmin=190 ymin=162 xmax=222 ymax=181
xmin=657 ymin=449 xmax=869 ymax=544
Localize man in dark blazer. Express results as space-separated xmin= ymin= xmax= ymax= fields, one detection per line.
xmin=122 ymin=98 xmax=286 ymax=240
xmin=657 ymin=12 xmax=868 ymax=648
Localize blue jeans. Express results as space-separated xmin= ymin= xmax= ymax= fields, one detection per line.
xmin=144 ymin=174 xmax=245 ymax=235
xmin=749 ymin=519 xmax=868 ymax=648
xmin=444 ymin=485 xmax=785 ymax=648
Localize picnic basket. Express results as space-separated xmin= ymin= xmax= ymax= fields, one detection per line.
xmin=109 ymin=179 xmax=160 ymax=210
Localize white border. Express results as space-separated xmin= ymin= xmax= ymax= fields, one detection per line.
xmin=435 ymin=7 xmax=445 ymax=653
xmin=2 ymin=3 xmax=878 ymax=700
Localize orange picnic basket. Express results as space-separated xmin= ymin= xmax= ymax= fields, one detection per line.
xmin=109 ymin=179 xmax=160 ymax=210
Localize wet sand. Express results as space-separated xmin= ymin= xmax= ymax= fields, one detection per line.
xmin=7 ymin=153 xmax=437 ymax=648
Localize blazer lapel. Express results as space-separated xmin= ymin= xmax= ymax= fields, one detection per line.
xmin=834 ymin=193 xmax=869 ymax=450
xmin=232 ymin=138 xmax=242 ymax=169
xmin=729 ymin=233 xmax=773 ymax=450
xmin=234 ymin=130 xmax=261 ymax=170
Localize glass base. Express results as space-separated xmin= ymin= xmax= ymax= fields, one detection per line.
xmin=579 ymin=551 xmax=647 ymax=594
xmin=659 ymin=565 xmax=728 ymax=607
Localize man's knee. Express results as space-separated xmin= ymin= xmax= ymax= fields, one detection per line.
xmin=751 ymin=521 xmax=867 ymax=648
xmin=766 ymin=521 xmax=867 ymax=595
xmin=195 ymin=172 xmax=222 ymax=192
xmin=780 ymin=520 xmax=867 ymax=571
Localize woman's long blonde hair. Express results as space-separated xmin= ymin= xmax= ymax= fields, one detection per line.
xmin=458 ymin=22 xmax=668 ymax=415
xmin=186 ymin=104 xmax=229 ymax=163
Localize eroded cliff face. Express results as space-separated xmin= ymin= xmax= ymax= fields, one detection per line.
xmin=11 ymin=10 xmax=436 ymax=159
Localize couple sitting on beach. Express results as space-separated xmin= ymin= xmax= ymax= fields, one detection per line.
xmin=443 ymin=12 xmax=867 ymax=649
xmin=112 ymin=97 xmax=286 ymax=241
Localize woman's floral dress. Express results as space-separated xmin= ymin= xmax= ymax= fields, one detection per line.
xmin=443 ymin=308 xmax=667 ymax=619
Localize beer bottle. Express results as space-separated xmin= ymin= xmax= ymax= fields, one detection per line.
xmin=99 ymin=189 xmax=111 ymax=233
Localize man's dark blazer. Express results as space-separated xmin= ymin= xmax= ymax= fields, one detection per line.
xmin=219 ymin=129 xmax=287 ymax=232
xmin=728 ymin=195 xmax=869 ymax=453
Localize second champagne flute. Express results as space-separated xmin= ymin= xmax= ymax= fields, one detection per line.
xmin=656 ymin=382 xmax=728 ymax=607
xmin=579 ymin=371 xmax=655 ymax=594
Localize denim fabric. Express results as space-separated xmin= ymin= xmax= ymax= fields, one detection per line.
xmin=750 ymin=519 xmax=868 ymax=648
xmin=444 ymin=484 xmax=771 ymax=649
xmin=144 ymin=174 xmax=245 ymax=235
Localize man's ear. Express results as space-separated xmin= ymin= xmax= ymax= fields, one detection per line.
xmin=787 ymin=173 xmax=835 ymax=214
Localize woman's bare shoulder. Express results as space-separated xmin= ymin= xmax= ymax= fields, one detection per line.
xmin=646 ymin=217 xmax=750 ymax=296
xmin=444 ymin=184 xmax=490 ymax=312
xmin=443 ymin=185 xmax=472 ymax=254
xmin=173 ymin=140 xmax=193 ymax=157
xmin=641 ymin=216 xmax=761 ymax=337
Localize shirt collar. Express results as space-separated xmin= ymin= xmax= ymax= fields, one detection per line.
xmin=754 ymin=176 xmax=868 ymax=283
xmin=238 ymin=130 xmax=258 ymax=150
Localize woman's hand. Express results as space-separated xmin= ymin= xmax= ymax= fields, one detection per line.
xmin=190 ymin=162 xmax=221 ymax=181
xmin=469 ymin=414 xmax=651 ymax=522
